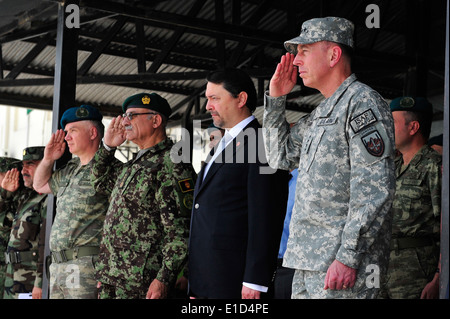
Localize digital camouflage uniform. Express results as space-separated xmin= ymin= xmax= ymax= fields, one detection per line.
xmin=48 ymin=155 xmax=120 ymax=298
xmin=92 ymin=138 xmax=196 ymax=299
xmin=380 ymin=145 xmax=441 ymax=299
xmin=263 ymin=74 xmax=396 ymax=298
xmin=0 ymin=157 xmax=22 ymax=298
xmin=1 ymin=187 xmax=47 ymax=299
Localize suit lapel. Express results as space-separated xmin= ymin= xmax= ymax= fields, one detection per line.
xmin=194 ymin=119 xmax=259 ymax=196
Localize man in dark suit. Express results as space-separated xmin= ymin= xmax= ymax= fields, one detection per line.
xmin=188 ymin=68 xmax=288 ymax=299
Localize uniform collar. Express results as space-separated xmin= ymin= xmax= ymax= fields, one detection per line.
xmin=315 ymin=73 xmax=357 ymax=118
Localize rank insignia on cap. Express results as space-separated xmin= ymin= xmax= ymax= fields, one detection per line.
xmin=142 ymin=95 xmax=151 ymax=104
xmin=23 ymin=149 xmax=26 ymax=156
xmin=399 ymin=97 xmax=415 ymax=108
xmin=178 ymin=178 xmax=194 ymax=193
xmin=361 ymin=130 xmax=384 ymax=157
xmin=75 ymin=107 xmax=89 ymax=118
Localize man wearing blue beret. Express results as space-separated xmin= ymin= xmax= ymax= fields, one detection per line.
xmin=90 ymin=93 xmax=196 ymax=299
xmin=380 ymin=97 xmax=442 ymax=299
xmin=33 ymin=105 xmax=121 ymax=299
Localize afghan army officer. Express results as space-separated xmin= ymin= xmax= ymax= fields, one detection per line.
xmin=91 ymin=92 xmax=196 ymax=299
xmin=33 ymin=105 xmax=121 ymax=299
xmin=0 ymin=157 xmax=22 ymax=298
xmin=1 ymin=147 xmax=47 ymax=299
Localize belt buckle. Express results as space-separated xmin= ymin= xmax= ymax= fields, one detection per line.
xmin=53 ymin=250 xmax=68 ymax=263
xmin=60 ymin=250 xmax=68 ymax=263
xmin=14 ymin=251 xmax=21 ymax=263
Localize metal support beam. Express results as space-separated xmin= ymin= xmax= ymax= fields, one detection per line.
xmin=440 ymin=0 xmax=449 ymax=299
xmin=42 ymin=0 xmax=80 ymax=299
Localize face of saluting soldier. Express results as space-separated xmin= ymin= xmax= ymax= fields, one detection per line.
xmin=122 ymin=107 xmax=160 ymax=148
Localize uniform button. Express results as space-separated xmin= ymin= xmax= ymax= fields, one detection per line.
xmin=194 ymin=203 xmax=199 ymax=209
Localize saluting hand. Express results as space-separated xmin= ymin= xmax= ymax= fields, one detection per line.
xmin=104 ymin=115 xmax=126 ymax=148
xmin=269 ymin=52 xmax=298 ymax=98
xmin=1 ymin=168 xmax=20 ymax=192
xmin=44 ymin=129 xmax=66 ymax=161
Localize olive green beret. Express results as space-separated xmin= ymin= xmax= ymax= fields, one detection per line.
xmin=390 ymin=97 xmax=433 ymax=115
xmin=122 ymin=93 xmax=172 ymax=118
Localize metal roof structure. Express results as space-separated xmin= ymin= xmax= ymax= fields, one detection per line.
xmin=1 ymin=0 xmax=447 ymax=126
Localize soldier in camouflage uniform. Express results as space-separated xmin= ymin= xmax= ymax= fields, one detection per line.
xmin=33 ymin=105 xmax=120 ymax=298
xmin=1 ymin=147 xmax=47 ymax=299
xmin=379 ymin=97 xmax=442 ymax=299
xmin=92 ymin=92 xmax=196 ymax=299
xmin=0 ymin=157 xmax=22 ymax=298
xmin=263 ymin=17 xmax=396 ymax=298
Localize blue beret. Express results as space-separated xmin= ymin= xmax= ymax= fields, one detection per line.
xmin=60 ymin=105 xmax=103 ymax=129
xmin=390 ymin=97 xmax=433 ymax=115
xmin=122 ymin=93 xmax=172 ymax=118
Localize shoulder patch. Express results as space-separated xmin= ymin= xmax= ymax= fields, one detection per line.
xmin=350 ymin=109 xmax=377 ymax=133
xmin=178 ymin=178 xmax=194 ymax=193
xmin=361 ymin=130 xmax=385 ymax=157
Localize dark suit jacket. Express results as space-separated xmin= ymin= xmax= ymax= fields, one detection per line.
xmin=188 ymin=118 xmax=288 ymax=298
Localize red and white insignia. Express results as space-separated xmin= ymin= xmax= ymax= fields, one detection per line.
xmin=361 ymin=130 xmax=384 ymax=157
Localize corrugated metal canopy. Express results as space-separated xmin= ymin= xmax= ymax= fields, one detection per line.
xmin=0 ymin=0 xmax=447 ymax=126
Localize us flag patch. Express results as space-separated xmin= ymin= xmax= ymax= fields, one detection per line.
xmin=361 ymin=130 xmax=385 ymax=157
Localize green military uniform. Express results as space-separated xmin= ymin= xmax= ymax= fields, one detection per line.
xmin=2 ymin=188 xmax=47 ymax=299
xmin=380 ymin=97 xmax=442 ymax=299
xmin=93 ymin=93 xmax=197 ymax=299
xmin=1 ymin=148 xmax=47 ymax=299
xmin=263 ymin=17 xmax=396 ymax=299
xmin=48 ymin=104 xmax=120 ymax=299
xmin=0 ymin=157 xmax=22 ymax=298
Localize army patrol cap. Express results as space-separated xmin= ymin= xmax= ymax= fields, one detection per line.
xmin=22 ymin=146 xmax=45 ymax=161
xmin=284 ymin=17 xmax=354 ymax=54
xmin=0 ymin=157 xmax=21 ymax=172
xmin=60 ymin=105 xmax=103 ymax=130
xmin=390 ymin=97 xmax=433 ymax=115
xmin=122 ymin=93 xmax=172 ymax=118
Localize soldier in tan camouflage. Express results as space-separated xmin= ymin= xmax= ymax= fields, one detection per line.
xmin=1 ymin=147 xmax=47 ymax=299
xmin=263 ymin=17 xmax=396 ymax=298
xmin=379 ymin=97 xmax=442 ymax=299
xmin=33 ymin=105 xmax=120 ymax=299
xmin=92 ymin=92 xmax=196 ymax=299
xmin=0 ymin=157 xmax=22 ymax=298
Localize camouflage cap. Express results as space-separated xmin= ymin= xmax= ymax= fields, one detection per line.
xmin=0 ymin=157 xmax=21 ymax=173
xmin=284 ymin=16 xmax=354 ymax=54
xmin=390 ymin=97 xmax=433 ymax=116
xmin=122 ymin=92 xmax=172 ymax=118
xmin=60 ymin=104 xmax=103 ymax=130
xmin=22 ymin=146 xmax=45 ymax=161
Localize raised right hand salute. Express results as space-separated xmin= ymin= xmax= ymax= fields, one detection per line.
xmin=269 ymin=52 xmax=297 ymax=98
xmin=1 ymin=168 xmax=20 ymax=193
xmin=44 ymin=129 xmax=66 ymax=162
xmin=104 ymin=115 xmax=127 ymax=148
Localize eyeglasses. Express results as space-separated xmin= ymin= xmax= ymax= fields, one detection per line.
xmin=122 ymin=112 xmax=158 ymax=121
